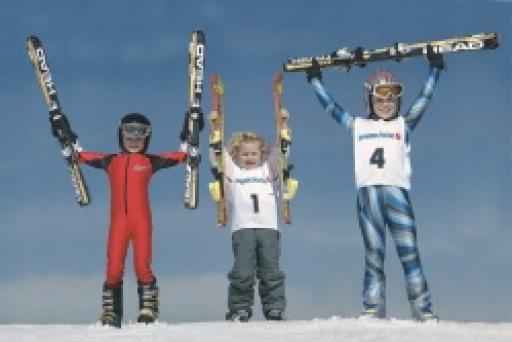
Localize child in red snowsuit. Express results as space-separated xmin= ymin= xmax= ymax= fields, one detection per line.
xmin=51 ymin=112 xmax=192 ymax=327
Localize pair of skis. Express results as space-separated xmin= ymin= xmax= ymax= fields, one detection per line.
xmin=208 ymin=73 xmax=298 ymax=226
xmin=27 ymin=31 xmax=205 ymax=209
xmin=283 ymin=32 xmax=499 ymax=72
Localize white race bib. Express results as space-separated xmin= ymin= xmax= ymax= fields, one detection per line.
xmin=227 ymin=160 xmax=278 ymax=231
xmin=353 ymin=117 xmax=411 ymax=189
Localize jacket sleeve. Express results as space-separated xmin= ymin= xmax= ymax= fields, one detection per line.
xmin=403 ymin=67 xmax=442 ymax=131
xmin=78 ymin=151 xmax=114 ymax=170
xmin=310 ymin=78 xmax=354 ymax=132
xmin=267 ymin=145 xmax=282 ymax=180
xmin=149 ymin=151 xmax=187 ymax=173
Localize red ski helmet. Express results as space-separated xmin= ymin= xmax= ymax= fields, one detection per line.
xmin=118 ymin=113 xmax=151 ymax=152
xmin=364 ymin=70 xmax=403 ymax=117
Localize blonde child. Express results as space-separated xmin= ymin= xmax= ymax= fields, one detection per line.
xmin=208 ymin=109 xmax=290 ymax=322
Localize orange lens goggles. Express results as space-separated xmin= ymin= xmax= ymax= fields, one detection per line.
xmin=373 ymin=84 xmax=403 ymax=99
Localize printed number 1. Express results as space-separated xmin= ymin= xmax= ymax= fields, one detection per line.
xmin=370 ymin=148 xmax=385 ymax=168
xmin=250 ymin=194 xmax=259 ymax=213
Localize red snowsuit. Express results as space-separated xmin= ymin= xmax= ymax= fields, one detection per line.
xmin=79 ymin=151 xmax=186 ymax=286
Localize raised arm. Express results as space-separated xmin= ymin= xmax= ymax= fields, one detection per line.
xmin=403 ymin=47 xmax=444 ymax=131
xmin=78 ymin=151 xmax=114 ymax=170
xmin=267 ymin=145 xmax=281 ymax=179
xmin=306 ymin=60 xmax=354 ymax=132
xmin=149 ymin=151 xmax=187 ymax=172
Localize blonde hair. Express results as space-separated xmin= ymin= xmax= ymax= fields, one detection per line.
xmin=228 ymin=131 xmax=270 ymax=163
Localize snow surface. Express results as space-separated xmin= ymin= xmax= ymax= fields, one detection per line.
xmin=0 ymin=317 xmax=511 ymax=342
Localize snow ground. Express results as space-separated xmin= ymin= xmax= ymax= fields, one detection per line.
xmin=0 ymin=317 xmax=511 ymax=342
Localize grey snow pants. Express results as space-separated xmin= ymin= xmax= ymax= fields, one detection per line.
xmin=228 ymin=228 xmax=286 ymax=313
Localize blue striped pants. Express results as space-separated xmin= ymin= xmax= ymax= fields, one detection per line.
xmin=357 ymin=185 xmax=433 ymax=314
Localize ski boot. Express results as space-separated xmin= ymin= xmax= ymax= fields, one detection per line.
xmin=410 ymin=302 xmax=439 ymax=322
xmin=226 ymin=308 xmax=252 ymax=322
xmin=100 ymin=282 xmax=123 ymax=328
xmin=137 ymin=280 xmax=159 ymax=324
xmin=264 ymin=309 xmax=285 ymax=321
xmin=358 ymin=301 xmax=386 ymax=320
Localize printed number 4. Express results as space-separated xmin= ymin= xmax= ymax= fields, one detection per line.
xmin=370 ymin=148 xmax=385 ymax=168
xmin=250 ymin=194 xmax=260 ymax=213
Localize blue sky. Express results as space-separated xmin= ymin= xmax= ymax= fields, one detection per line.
xmin=0 ymin=0 xmax=510 ymax=323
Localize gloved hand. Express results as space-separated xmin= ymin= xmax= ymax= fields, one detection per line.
xmin=179 ymin=110 xmax=204 ymax=141
xmin=49 ymin=112 xmax=77 ymax=144
xmin=60 ymin=140 xmax=82 ymax=158
xmin=306 ymin=58 xmax=322 ymax=83
xmin=426 ymin=44 xmax=445 ymax=70
xmin=354 ymin=46 xmax=367 ymax=67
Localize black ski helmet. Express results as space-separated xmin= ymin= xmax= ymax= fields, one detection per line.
xmin=118 ymin=113 xmax=151 ymax=152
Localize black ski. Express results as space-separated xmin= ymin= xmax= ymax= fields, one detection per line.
xmin=284 ymin=32 xmax=499 ymax=72
xmin=183 ymin=30 xmax=205 ymax=209
xmin=26 ymin=35 xmax=91 ymax=206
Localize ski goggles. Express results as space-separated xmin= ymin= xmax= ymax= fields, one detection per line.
xmin=372 ymin=83 xmax=403 ymax=100
xmin=121 ymin=123 xmax=150 ymax=139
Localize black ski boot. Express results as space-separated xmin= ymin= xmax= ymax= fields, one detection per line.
xmin=264 ymin=309 xmax=286 ymax=321
xmin=100 ymin=282 xmax=123 ymax=328
xmin=226 ymin=308 xmax=252 ymax=322
xmin=137 ymin=279 xmax=159 ymax=324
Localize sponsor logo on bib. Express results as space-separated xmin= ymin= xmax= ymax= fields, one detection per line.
xmin=358 ymin=131 xmax=401 ymax=141
xmin=235 ymin=176 xmax=271 ymax=185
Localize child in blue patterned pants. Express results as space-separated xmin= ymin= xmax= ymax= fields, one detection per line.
xmin=305 ymin=47 xmax=444 ymax=321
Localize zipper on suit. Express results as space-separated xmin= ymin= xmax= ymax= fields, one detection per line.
xmin=124 ymin=154 xmax=130 ymax=215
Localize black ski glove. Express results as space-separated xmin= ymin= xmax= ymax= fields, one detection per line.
xmin=426 ymin=44 xmax=445 ymax=70
xmin=49 ymin=112 xmax=77 ymax=144
xmin=179 ymin=111 xmax=205 ymax=141
xmin=354 ymin=46 xmax=367 ymax=67
xmin=306 ymin=58 xmax=322 ymax=83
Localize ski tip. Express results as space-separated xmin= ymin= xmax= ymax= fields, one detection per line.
xmin=274 ymin=72 xmax=284 ymax=83
xmin=26 ymin=34 xmax=42 ymax=47
xmin=191 ymin=29 xmax=206 ymax=42
xmin=27 ymin=34 xmax=41 ymax=43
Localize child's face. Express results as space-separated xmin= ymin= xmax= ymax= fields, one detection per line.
xmin=373 ymin=97 xmax=398 ymax=119
xmin=122 ymin=136 xmax=145 ymax=153
xmin=239 ymin=141 xmax=262 ymax=170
